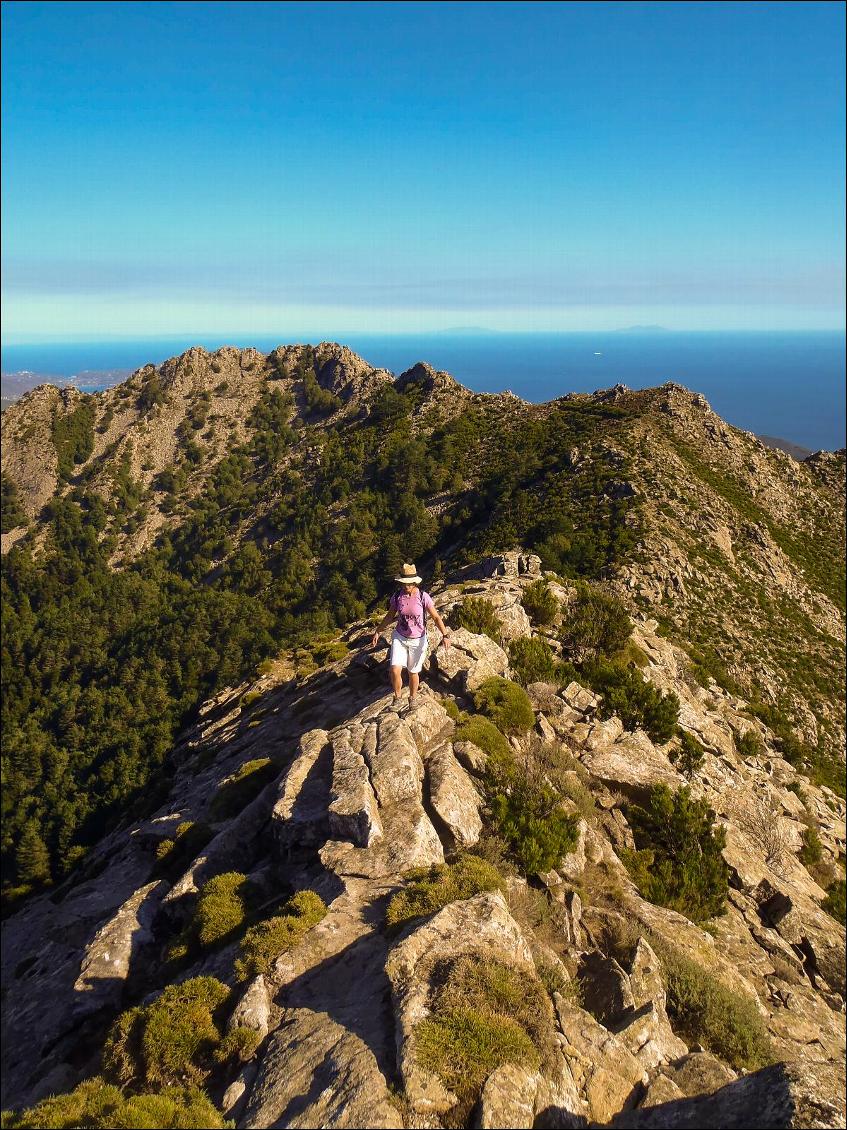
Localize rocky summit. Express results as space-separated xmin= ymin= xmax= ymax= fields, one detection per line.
xmin=0 ymin=345 xmax=845 ymax=1128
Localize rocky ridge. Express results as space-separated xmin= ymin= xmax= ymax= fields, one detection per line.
xmin=2 ymin=552 xmax=844 ymax=1128
xmin=2 ymin=345 xmax=843 ymax=778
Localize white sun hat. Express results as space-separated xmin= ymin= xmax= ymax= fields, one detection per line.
xmin=394 ymin=562 xmax=423 ymax=584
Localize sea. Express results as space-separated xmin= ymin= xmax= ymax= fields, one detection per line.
xmin=2 ymin=331 xmax=844 ymax=453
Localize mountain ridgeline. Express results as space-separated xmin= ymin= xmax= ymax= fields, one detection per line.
xmin=0 ymin=341 xmax=843 ymax=902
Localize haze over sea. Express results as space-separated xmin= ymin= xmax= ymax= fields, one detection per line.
xmin=3 ymin=330 xmax=844 ymax=453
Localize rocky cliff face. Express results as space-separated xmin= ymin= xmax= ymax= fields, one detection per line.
xmin=2 ymin=553 xmax=844 ymax=1128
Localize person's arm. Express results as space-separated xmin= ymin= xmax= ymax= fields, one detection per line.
xmin=371 ymin=604 xmax=397 ymax=648
xmin=425 ymin=596 xmax=451 ymax=648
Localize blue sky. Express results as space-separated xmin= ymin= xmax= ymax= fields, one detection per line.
xmin=2 ymin=0 xmax=845 ymax=339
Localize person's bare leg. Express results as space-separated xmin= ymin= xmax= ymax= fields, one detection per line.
xmin=409 ymin=670 xmax=420 ymax=702
xmin=390 ymin=665 xmax=403 ymax=702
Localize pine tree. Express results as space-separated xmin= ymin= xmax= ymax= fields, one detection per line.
xmin=16 ymin=820 xmax=51 ymax=885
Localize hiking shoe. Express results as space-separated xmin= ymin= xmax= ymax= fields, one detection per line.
xmin=407 ymin=697 xmax=420 ymax=714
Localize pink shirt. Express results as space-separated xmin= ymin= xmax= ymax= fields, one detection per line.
xmin=389 ymin=589 xmax=435 ymax=639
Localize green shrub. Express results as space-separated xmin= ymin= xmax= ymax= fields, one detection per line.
xmin=454 ymin=715 xmax=512 ymax=762
xmin=486 ymin=763 xmax=580 ymax=875
xmin=473 ymin=677 xmax=534 ymax=736
xmin=582 ymin=659 xmax=679 ymax=742
xmin=1 ymin=472 xmax=28 ymax=533
xmin=823 ymin=879 xmax=846 ymax=925
xmin=670 ymin=730 xmax=706 ymax=778
xmin=385 ymin=856 xmax=504 ymax=931
xmin=167 ymin=873 xmax=251 ymax=963
xmin=534 ymin=958 xmax=571 ymax=997
xmin=453 ymin=597 xmax=501 ymax=642
xmin=443 ymin=698 xmax=461 ymax=722
xmin=623 ymin=785 xmax=728 ymax=922
xmin=799 ymin=824 xmax=823 ymax=867
xmin=415 ymin=954 xmax=554 ymax=1125
xmin=521 ymin=580 xmax=560 ymax=626
xmin=51 ymin=401 xmax=96 ymax=480
xmin=735 ymin=729 xmax=764 ymax=757
xmin=234 ymin=890 xmax=327 ymax=981
xmin=0 ymin=1077 xmax=230 ymax=1129
xmin=240 ymin=690 xmax=263 ymax=709
xmin=103 ymin=976 xmax=230 ymax=1089
xmin=560 ymin=581 xmax=632 ymax=661
xmin=213 ymin=1025 xmax=261 ymax=1066
xmin=508 ymin=637 xmax=560 ymax=686
xmin=660 ymin=944 xmax=774 ymax=1071
xmin=209 ymin=758 xmax=279 ymax=821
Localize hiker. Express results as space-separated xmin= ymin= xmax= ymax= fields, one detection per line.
xmin=370 ymin=563 xmax=451 ymax=711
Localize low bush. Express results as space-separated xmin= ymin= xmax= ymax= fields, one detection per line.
xmin=670 ymin=730 xmax=706 ymax=778
xmin=798 ymin=824 xmax=823 ymax=867
xmin=486 ymin=763 xmax=580 ymax=876
xmin=823 ymin=878 xmax=846 ymax=925
xmin=415 ymin=954 xmax=555 ymax=1126
xmin=734 ymin=728 xmax=764 ymax=757
xmin=560 ymin=581 xmax=632 ymax=661
xmin=102 ymin=976 xmax=231 ymax=1089
xmin=167 ymin=873 xmax=252 ymax=964
xmin=661 ymin=944 xmax=774 ymax=1071
xmin=521 ymin=580 xmax=560 ymax=627
xmin=452 ymin=597 xmax=501 ymax=642
xmin=385 ymin=856 xmax=504 ymax=931
xmin=443 ymin=698 xmax=461 ymax=722
xmin=234 ymin=890 xmax=327 ymax=981
xmin=473 ymin=677 xmax=535 ymax=736
xmin=213 ymin=1026 xmax=261 ymax=1066
xmin=508 ymin=636 xmax=560 ymax=686
xmin=0 ymin=1077 xmax=230 ymax=1129
xmin=624 ymin=784 xmax=728 ymax=922
xmin=582 ymin=659 xmax=679 ymax=742
xmin=208 ymin=758 xmax=279 ymax=822
xmin=453 ymin=715 xmax=512 ymax=762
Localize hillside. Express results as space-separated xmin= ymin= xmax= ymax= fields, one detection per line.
xmin=1 ymin=343 xmax=844 ymax=905
xmin=1 ymin=553 xmax=845 ymax=1128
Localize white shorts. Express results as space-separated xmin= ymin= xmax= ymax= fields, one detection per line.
xmin=389 ymin=631 xmax=429 ymax=674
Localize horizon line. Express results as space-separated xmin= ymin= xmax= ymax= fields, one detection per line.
xmin=3 ymin=326 xmax=846 ymax=348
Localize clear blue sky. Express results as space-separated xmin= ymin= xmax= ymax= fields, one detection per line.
xmin=2 ymin=0 xmax=844 ymax=338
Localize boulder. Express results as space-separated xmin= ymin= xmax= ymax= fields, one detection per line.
xmin=577 ymin=950 xmax=636 ymax=1026
xmin=427 ymin=744 xmax=483 ymax=848
xmin=561 ymin=682 xmax=599 ymax=714
xmin=662 ymin=1051 xmax=736 ymax=1097
xmin=386 ymin=891 xmax=535 ymax=1119
xmin=328 ymin=729 xmax=383 ymax=847
xmin=474 ymin=1063 xmax=541 ymax=1129
xmin=273 ymin=728 xmax=331 ymax=850
xmin=453 ymin=739 xmax=488 ymax=776
xmin=613 ymin=1002 xmax=689 ymax=1070
xmin=429 ymin=627 xmax=510 ymax=694
xmin=581 ymin=731 xmax=682 ymax=797
xmin=72 ymin=880 xmax=166 ymax=1018
xmin=241 ymin=1007 xmax=398 ymax=1129
xmin=553 ymin=995 xmax=648 ymax=1124
xmin=638 ymin=1073 xmax=685 ymax=1108
xmin=610 ymin=1060 xmax=845 ymax=1130
xmin=370 ymin=715 xmax=424 ymax=806
xmin=228 ymin=974 xmax=271 ymax=1039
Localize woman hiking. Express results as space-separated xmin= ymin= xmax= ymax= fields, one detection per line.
xmin=370 ymin=563 xmax=451 ymax=712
